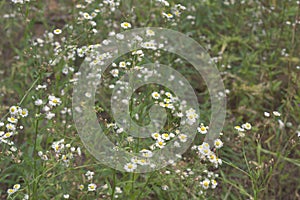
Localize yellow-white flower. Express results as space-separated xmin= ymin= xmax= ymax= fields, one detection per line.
xmin=162 ymin=133 xmax=171 ymax=140
xmin=7 ymin=188 xmax=15 ymax=195
xmin=178 ymin=134 xmax=187 ymax=142
xmin=124 ymin=162 xmax=137 ymax=172
xmin=137 ymin=159 xmax=149 ymax=166
xmin=88 ymin=183 xmax=97 ymax=191
xmin=242 ymin=122 xmax=251 ymax=130
xmin=48 ymin=95 xmax=62 ymax=107
xmin=186 ymin=108 xmax=198 ymax=124
xmin=146 ymin=29 xmax=155 ymax=36
xmin=9 ymin=106 xmax=18 ymax=115
xmin=83 ymin=12 xmax=91 ymax=20
xmin=19 ymin=108 xmax=28 ymax=117
xmin=214 ymin=139 xmax=223 ymax=149
xmin=201 ymin=179 xmax=210 ymax=189
xmin=78 ymin=184 xmax=84 ymax=190
xmin=8 ymin=117 xmax=18 ymax=124
xmin=164 ymin=98 xmax=172 ymax=104
xmin=119 ymin=61 xmax=126 ymax=68
xmin=13 ymin=184 xmax=21 ymax=191
xmin=3 ymin=132 xmax=13 ymax=139
xmin=208 ymin=152 xmax=217 ymax=163
xmin=6 ymin=123 xmax=16 ymax=131
xmin=197 ymin=124 xmax=208 ymax=134
xmin=165 ymin=92 xmax=172 ymax=98
xmin=152 ymin=92 xmax=160 ymax=99
xmin=151 ymin=132 xmax=161 ymax=140
xmin=162 ymin=12 xmax=173 ymax=19
xmin=121 ymin=22 xmax=132 ymax=29
xmin=202 ymin=142 xmax=210 ymax=149
xmin=211 ymin=179 xmax=218 ymax=189
xmin=155 ymin=139 xmax=166 ymax=148
xmin=234 ymin=125 xmax=245 ymax=132
xmin=53 ymin=29 xmax=62 ymax=35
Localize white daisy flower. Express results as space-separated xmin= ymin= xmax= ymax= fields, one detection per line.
xmin=146 ymin=29 xmax=155 ymax=36
xmin=6 ymin=123 xmax=16 ymax=131
xmin=152 ymin=92 xmax=160 ymax=99
xmin=201 ymin=179 xmax=210 ymax=190
xmin=19 ymin=108 xmax=28 ymax=117
xmin=162 ymin=12 xmax=173 ymax=19
xmin=234 ymin=125 xmax=245 ymax=132
xmin=137 ymin=159 xmax=149 ymax=166
xmin=119 ymin=61 xmax=126 ymax=68
xmin=151 ymin=132 xmax=161 ymax=140
xmin=155 ymin=139 xmax=166 ymax=148
xmin=48 ymin=95 xmax=62 ymax=107
xmin=161 ymin=133 xmax=171 ymax=140
xmin=53 ymin=29 xmax=62 ymax=35
xmin=3 ymin=132 xmax=13 ymax=139
xmin=197 ymin=124 xmax=208 ymax=134
xmin=13 ymin=184 xmax=21 ymax=191
xmin=120 ymin=22 xmax=132 ymax=29
xmin=7 ymin=117 xmax=18 ymax=124
xmin=178 ymin=134 xmax=187 ymax=142
xmin=214 ymin=139 xmax=223 ymax=149
xmin=165 ymin=92 xmax=172 ymax=98
xmin=7 ymin=188 xmax=15 ymax=195
xmin=211 ymin=180 xmax=218 ymax=189
xmin=78 ymin=184 xmax=84 ymax=190
xmin=88 ymin=183 xmax=97 ymax=191
xmin=124 ymin=162 xmax=137 ymax=172
xmin=9 ymin=106 xmax=18 ymax=115
xmin=242 ymin=122 xmax=251 ymax=130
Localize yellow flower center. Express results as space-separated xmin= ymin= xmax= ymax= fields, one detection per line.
xmin=8 ymin=189 xmax=14 ymax=193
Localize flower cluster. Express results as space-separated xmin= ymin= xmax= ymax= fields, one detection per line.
xmin=0 ymin=106 xmax=28 ymax=150
xmin=234 ymin=122 xmax=252 ymax=137
xmin=7 ymin=184 xmax=21 ymax=195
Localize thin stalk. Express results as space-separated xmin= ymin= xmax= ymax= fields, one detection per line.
xmin=32 ymin=108 xmax=40 ymax=200
xmin=137 ymin=171 xmax=155 ymax=200
xmin=111 ymin=169 xmax=116 ymax=200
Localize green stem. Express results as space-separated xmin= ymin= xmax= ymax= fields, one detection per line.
xmin=131 ymin=172 xmax=135 ymax=196
xmin=111 ymin=169 xmax=116 ymax=200
xmin=32 ymin=109 xmax=40 ymax=200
